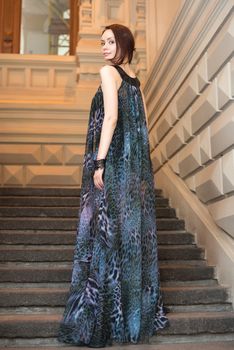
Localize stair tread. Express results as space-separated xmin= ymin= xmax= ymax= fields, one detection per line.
xmin=0 ymin=187 xmax=232 ymax=343
xmin=0 ymin=217 xmax=180 ymax=220
xmin=0 ymin=229 xmax=188 ymax=234
xmin=0 ymin=244 xmax=199 ymax=249
xmin=0 ymin=261 xmax=211 ymax=268
xmin=0 ymin=311 xmax=233 ymax=321
xmin=1 ymin=343 xmax=234 ymax=350
xmin=0 ymin=285 xmax=227 ymax=292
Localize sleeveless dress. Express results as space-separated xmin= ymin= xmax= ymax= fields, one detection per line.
xmin=57 ymin=65 xmax=169 ymax=347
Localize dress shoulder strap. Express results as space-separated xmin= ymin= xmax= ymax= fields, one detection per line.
xmin=111 ymin=65 xmax=140 ymax=88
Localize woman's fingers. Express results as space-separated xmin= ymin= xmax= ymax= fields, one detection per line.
xmin=93 ymin=169 xmax=104 ymax=190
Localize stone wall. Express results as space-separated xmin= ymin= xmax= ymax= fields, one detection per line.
xmin=144 ymin=0 xmax=234 ymax=302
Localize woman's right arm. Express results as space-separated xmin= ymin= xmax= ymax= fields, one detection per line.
xmin=93 ymin=65 xmax=118 ymax=190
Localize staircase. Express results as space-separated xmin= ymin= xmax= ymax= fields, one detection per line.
xmin=0 ymin=187 xmax=233 ymax=349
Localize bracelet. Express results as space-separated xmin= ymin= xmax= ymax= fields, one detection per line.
xmin=94 ymin=159 xmax=106 ymax=170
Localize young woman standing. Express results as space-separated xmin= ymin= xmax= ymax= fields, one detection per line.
xmin=58 ymin=23 xmax=169 ymax=348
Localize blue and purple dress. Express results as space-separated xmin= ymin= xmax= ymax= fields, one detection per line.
xmin=58 ymin=65 xmax=169 ymax=347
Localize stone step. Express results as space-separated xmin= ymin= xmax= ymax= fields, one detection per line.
xmin=0 ymin=311 xmax=233 ymax=338
xmin=0 ymin=187 xmax=82 ymax=197
xmin=0 ymin=285 xmax=229 ymax=307
xmin=0 ymin=196 xmax=169 ymax=207
xmin=0 ymin=217 xmax=185 ymax=230
xmin=0 ymin=262 xmax=214 ymax=282
xmin=0 ymin=244 xmax=204 ymax=262
xmin=0 ymin=230 xmax=195 ymax=245
xmin=0 ymin=206 xmax=176 ymax=218
xmin=0 ymin=279 xmax=218 ymax=289
xmin=1 ymin=341 xmax=234 ymax=350
xmin=0 ymin=302 xmax=233 ymax=314
xmin=0 ymin=187 xmax=162 ymax=197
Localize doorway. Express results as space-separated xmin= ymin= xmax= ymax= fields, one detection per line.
xmin=0 ymin=0 xmax=79 ymax=55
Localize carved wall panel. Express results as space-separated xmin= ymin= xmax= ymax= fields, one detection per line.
xmin=146 ymin=1 xmax=234 ymax=237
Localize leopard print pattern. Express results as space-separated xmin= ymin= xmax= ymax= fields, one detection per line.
xmin=57 ymin=65 xmax=169 ymax=347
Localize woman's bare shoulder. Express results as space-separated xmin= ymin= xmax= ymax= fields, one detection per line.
xmin=99 ymin=65 xmax=117 ymax=77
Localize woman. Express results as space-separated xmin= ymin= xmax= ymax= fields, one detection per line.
xmin=58 ymin=23 xmax=169 ymax=348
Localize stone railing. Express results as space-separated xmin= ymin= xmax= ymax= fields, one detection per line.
xmin=0 ymin=54 xmax=88 ymax=187
xmin=144 ymin=0 xmax=234 ymax=303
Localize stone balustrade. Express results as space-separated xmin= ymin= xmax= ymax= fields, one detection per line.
xmin=0 ymin=54 xmax=87 ymax=187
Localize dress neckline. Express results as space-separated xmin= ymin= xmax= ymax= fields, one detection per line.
xmin=112 ymin=65 xmax=140 ymax=88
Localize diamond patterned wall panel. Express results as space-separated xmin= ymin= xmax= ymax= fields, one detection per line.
xmin=160 ymin=139 xmax=168 ymax=164
xmin=195 ymin=159 xmax=223 ymax=203
xmin=169 ymin=101 xmax=178 ymax=125
xmin=197 ymin=52 xmax=210 ymax=93
xmin=231 ymin=58 xmax=234 ymax=98
xmin=149 ymin=125 xmax=158 ymax=150
xmin=207 ymin=15 xmax=234 ymax=80
xmin=156 ymin=113 xmax=172 ymax=142
xmin=151 ymin=147 xmax=162 ymax=172
xmin=217 ymin=62 xmax=232 ymax=109
xmin=191 ymin=80 xmax=219 ymax=134
xmin=208 ymin=196 xmax=234 ymax=239
xmin=199 ymin=127 xmax=212 ymax=164
xmin=168 ymin=154 xmax=180 ymax=175
xmin=178 ymin=137 xmax=201 ymax=178
xmin=26 ymin=166 xmax=80 ymax=186
xmin=166 ymin=122 xmax=184 ymax=158
xmin=64 ymin=145 xmax=85 ymax=165
xmin=0 ymin=144 xmax=41 ymax=164
xmin=182 ymin=108 xmax=193 ymax=142
xmin=3 ymin=166 xmax=24 ymax=186
xmin=211 ymin=103 xmax=234 ymax=158
xmin=222 ymin=149 xmax=234 ymax=194
xmin=185 ymin=175 xmax=196 ymax=193
xmin=176 ymin=69 xmax=199 ymax=118
xmin=43 ymin=145 xmax=63 ymax=165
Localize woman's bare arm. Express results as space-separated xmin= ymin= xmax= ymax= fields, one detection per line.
xmin=94 ymin=65 xmax=118 ymax=190
xmin=97 ymin=65 xmax=118 ymax=160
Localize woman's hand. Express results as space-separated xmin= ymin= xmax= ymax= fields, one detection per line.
xmin=93 ymin=168 xmax=104 ymax=190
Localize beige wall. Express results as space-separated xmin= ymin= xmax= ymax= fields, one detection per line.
xmin=146 ymin=0 xmax=183 ymax=70
xmin=144 ymin=0 xmax=234 ymax=303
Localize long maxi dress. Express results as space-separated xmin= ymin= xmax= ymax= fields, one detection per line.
xmin=57 ymin=64 xmax=169 ymax=347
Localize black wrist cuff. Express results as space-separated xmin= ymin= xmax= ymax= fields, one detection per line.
xmin=94 ymin=159 xmax=106 ymax=170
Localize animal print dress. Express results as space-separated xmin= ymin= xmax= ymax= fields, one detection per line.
xmin=57 ymin=65 xmax=169 ymax=347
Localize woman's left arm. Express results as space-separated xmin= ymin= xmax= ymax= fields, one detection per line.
xmin=93 ymin=65 xmax=118 ymax=190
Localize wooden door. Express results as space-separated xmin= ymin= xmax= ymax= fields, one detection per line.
xmin=0 ymin=0 xmax=22 ymax=53
xmin=70 ymin=0 xmax=79 ymax=55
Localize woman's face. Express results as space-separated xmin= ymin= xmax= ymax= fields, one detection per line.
xmin=101 ymin=29 xmax=117 ymax=61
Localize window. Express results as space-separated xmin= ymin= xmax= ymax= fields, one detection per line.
xmin=20 ymin=0 xmax=71 ymax=55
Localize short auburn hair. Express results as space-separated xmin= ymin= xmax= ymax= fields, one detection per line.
xmin=101 ymin=24 xmax=136 ymax=65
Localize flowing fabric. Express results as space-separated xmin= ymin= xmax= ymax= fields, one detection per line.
xmin=57 ymin=65 xmax=169 ymax=347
